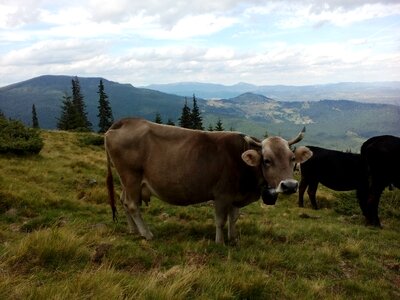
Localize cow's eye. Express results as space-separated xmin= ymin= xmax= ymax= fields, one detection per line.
xmin=263 ymin=159 xmax=271 ymax=166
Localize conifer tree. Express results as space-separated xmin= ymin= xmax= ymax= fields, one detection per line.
xmin=167 ymin=118 xmax=175 ymax=126
xmin=191 ymin=94 xmax=203 ymax=130
xmin=207 ymin=124 xmax=214 ymax=131
xmin=179 ymin=98 xmax=192 ymax=128
xmin=32 ymin=104 xmax=39 ymax=128
xmin=57 ymin=94 xmax=76 ymax=130
xmin=71 ymin=77 xmax=92 ymax=131
xmin=97 ymin=79 xmax=114 ymax=133
xmin=154 ymin=112 xmax=163 ymax=124
xmin=214 ymin=118 xmax=224 ymax=131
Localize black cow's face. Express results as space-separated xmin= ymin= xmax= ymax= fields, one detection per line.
xmin=242 ymin=136 xmax=312 ymax=205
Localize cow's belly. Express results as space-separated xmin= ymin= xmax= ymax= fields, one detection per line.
xmin=141 ymin=178 xmax=214 ymax=206
xmin=319 ymin=178 xmax=359 ymax=191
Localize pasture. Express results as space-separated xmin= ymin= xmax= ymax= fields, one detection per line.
xmin=0 ymin=131 xmax=399 ymax=299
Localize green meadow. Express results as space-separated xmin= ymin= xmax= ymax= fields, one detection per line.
xmin=0 ymin=131 xmax=399 ymax=299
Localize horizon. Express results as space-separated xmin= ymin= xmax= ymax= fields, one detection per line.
xmin=1 ymin=1 xmax=399 ymax=88
xmin=1 ymin=74 xmax=400 ymax=90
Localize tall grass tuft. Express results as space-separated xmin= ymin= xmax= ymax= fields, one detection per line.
xmin=3 ymin=227 xmax=90 ymax=272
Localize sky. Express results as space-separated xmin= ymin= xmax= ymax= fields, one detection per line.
xmin=0 ymin=0 xmax=399 ymax=87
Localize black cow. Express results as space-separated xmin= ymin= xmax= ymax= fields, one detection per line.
xmin=360 ymin=135 xmax=400 ymax=226
xmin=298 ymin=146 xmax=368 ymax=210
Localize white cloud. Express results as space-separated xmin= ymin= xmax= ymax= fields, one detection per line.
xmin=247 ymin=2 xmax=400 ymax=28
xmin=0 ymin=1 xmax=399 ymax=87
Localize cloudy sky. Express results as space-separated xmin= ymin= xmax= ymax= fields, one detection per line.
xmin=0 ymin=0 xmax=399 ymax=87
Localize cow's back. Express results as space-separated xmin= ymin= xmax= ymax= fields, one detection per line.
xmin=300 ymin=146 xmax=367 ymax=190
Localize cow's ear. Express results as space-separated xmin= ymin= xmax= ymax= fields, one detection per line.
xmin=294 ymin=146 xmax=313 ymax=163
xmin=242 ymin=150 xmax=261 ymax=167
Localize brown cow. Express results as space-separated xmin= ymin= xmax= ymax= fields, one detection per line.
xmin=105 ymin=118 xmax=312 ymax=243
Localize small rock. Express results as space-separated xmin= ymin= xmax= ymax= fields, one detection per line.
xmin=5 ymin=208 xmax=18 ymax=216
xmin=87 ymin=179 xmax=97 ymax=186
xmin=92 ymin=243 xmax=112 ymax=263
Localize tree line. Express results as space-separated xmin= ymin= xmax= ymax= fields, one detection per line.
xmin=28 ymin=77 xmax=226 ymax=133
xmin=154 ymin=94 xmax=226 ymax=131
xmin=57 ymin=77 xmax=113 ymax=133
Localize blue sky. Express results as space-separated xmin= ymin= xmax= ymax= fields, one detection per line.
xmin=0 ymin=0 xmax=399 ymax=87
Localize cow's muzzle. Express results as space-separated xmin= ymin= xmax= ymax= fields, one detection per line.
xmin=276 ymin=179 xmax=298 ymax=194
xmin=261 ymin=179 xmax=299 ymax=205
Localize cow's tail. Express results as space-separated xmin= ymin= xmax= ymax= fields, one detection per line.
xmin=106 ymin=149 xmax=117 ymax=222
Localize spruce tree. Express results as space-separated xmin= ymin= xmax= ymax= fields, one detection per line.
xmin=72 ymin=77 xmax=92 ymax=131
xmin=191 ymin=94 xmax=203 ymax=130
xmin=32 ymin=104 xmax=39 ymax=128
xmin=167 ymin=118 xmax=175 ymax=126
xmin=97 ymin=79 xmax=114 ymax=133
xmin=154 ymin=112 xmax=163 ymax=124
xmin=214 ymin=118 xmax=224 ymax=131
xmin=57 ymin=94 xmax=76 ymax=130
xmin=179 ymin=98 xmax=192 ymax=128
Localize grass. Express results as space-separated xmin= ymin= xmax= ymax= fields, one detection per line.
xmin=0 ymin=130 xmax=399 ymax=299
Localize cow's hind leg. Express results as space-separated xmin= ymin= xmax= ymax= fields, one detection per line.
xmin=123 ymin=177 xmax=154 ymax=240
xmin=356 ymin=187 xmax=368 ymax=218
xmin=365 ymin=184 xmax=384 ymax=227
xmin=120 ymin=189 xmax=139 ymax=234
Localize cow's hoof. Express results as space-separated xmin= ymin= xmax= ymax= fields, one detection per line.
xmin=142 ymin=231 xmax=154 ymax=240
xmin=365 ymin=219 xmax=382 ymax=228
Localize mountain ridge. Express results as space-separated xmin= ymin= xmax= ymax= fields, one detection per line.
xmin=143 ymin=81 xmax=400 ymax=105
xmin=1 ymin=75 xmax=399 ymax=150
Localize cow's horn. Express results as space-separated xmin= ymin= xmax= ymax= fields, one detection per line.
xmin=288 ymin=126 xmax=305 ymax=146
xmin=244 ymin=135 xmax=262 ymax=147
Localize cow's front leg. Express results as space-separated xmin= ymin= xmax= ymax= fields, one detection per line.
xmin=298 ymin=178 xmax=307 ymax=207
xmin=228 ymin=206 xmax=240 ymax=242
xmin=214 ymin=201 xmax=228 ymax=244
xmin=307 ymin=181 xmax=319 ymax=210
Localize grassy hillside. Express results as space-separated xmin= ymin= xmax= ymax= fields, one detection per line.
xmin=0 ymin=131 xmax=399 ymax=299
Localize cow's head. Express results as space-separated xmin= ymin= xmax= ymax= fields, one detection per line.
xmin=241 ymin=128 xmax=312 ymax=205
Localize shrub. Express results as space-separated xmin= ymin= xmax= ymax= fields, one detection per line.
xmin=77 ymin=133 xmax=104 ymax=147
xmin=0 ymin=117 xmax=43 ymax=154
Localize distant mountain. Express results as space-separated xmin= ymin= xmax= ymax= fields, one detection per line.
xmin=143 ymin=82 xmax=259 ymax=100
xmin=143 ymin=81 xmax=400 ymax=106
xmin=0 ymin=75 xmax=191 ymax=129
xmin=1 ymin=75 xmax=399 ymax=150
